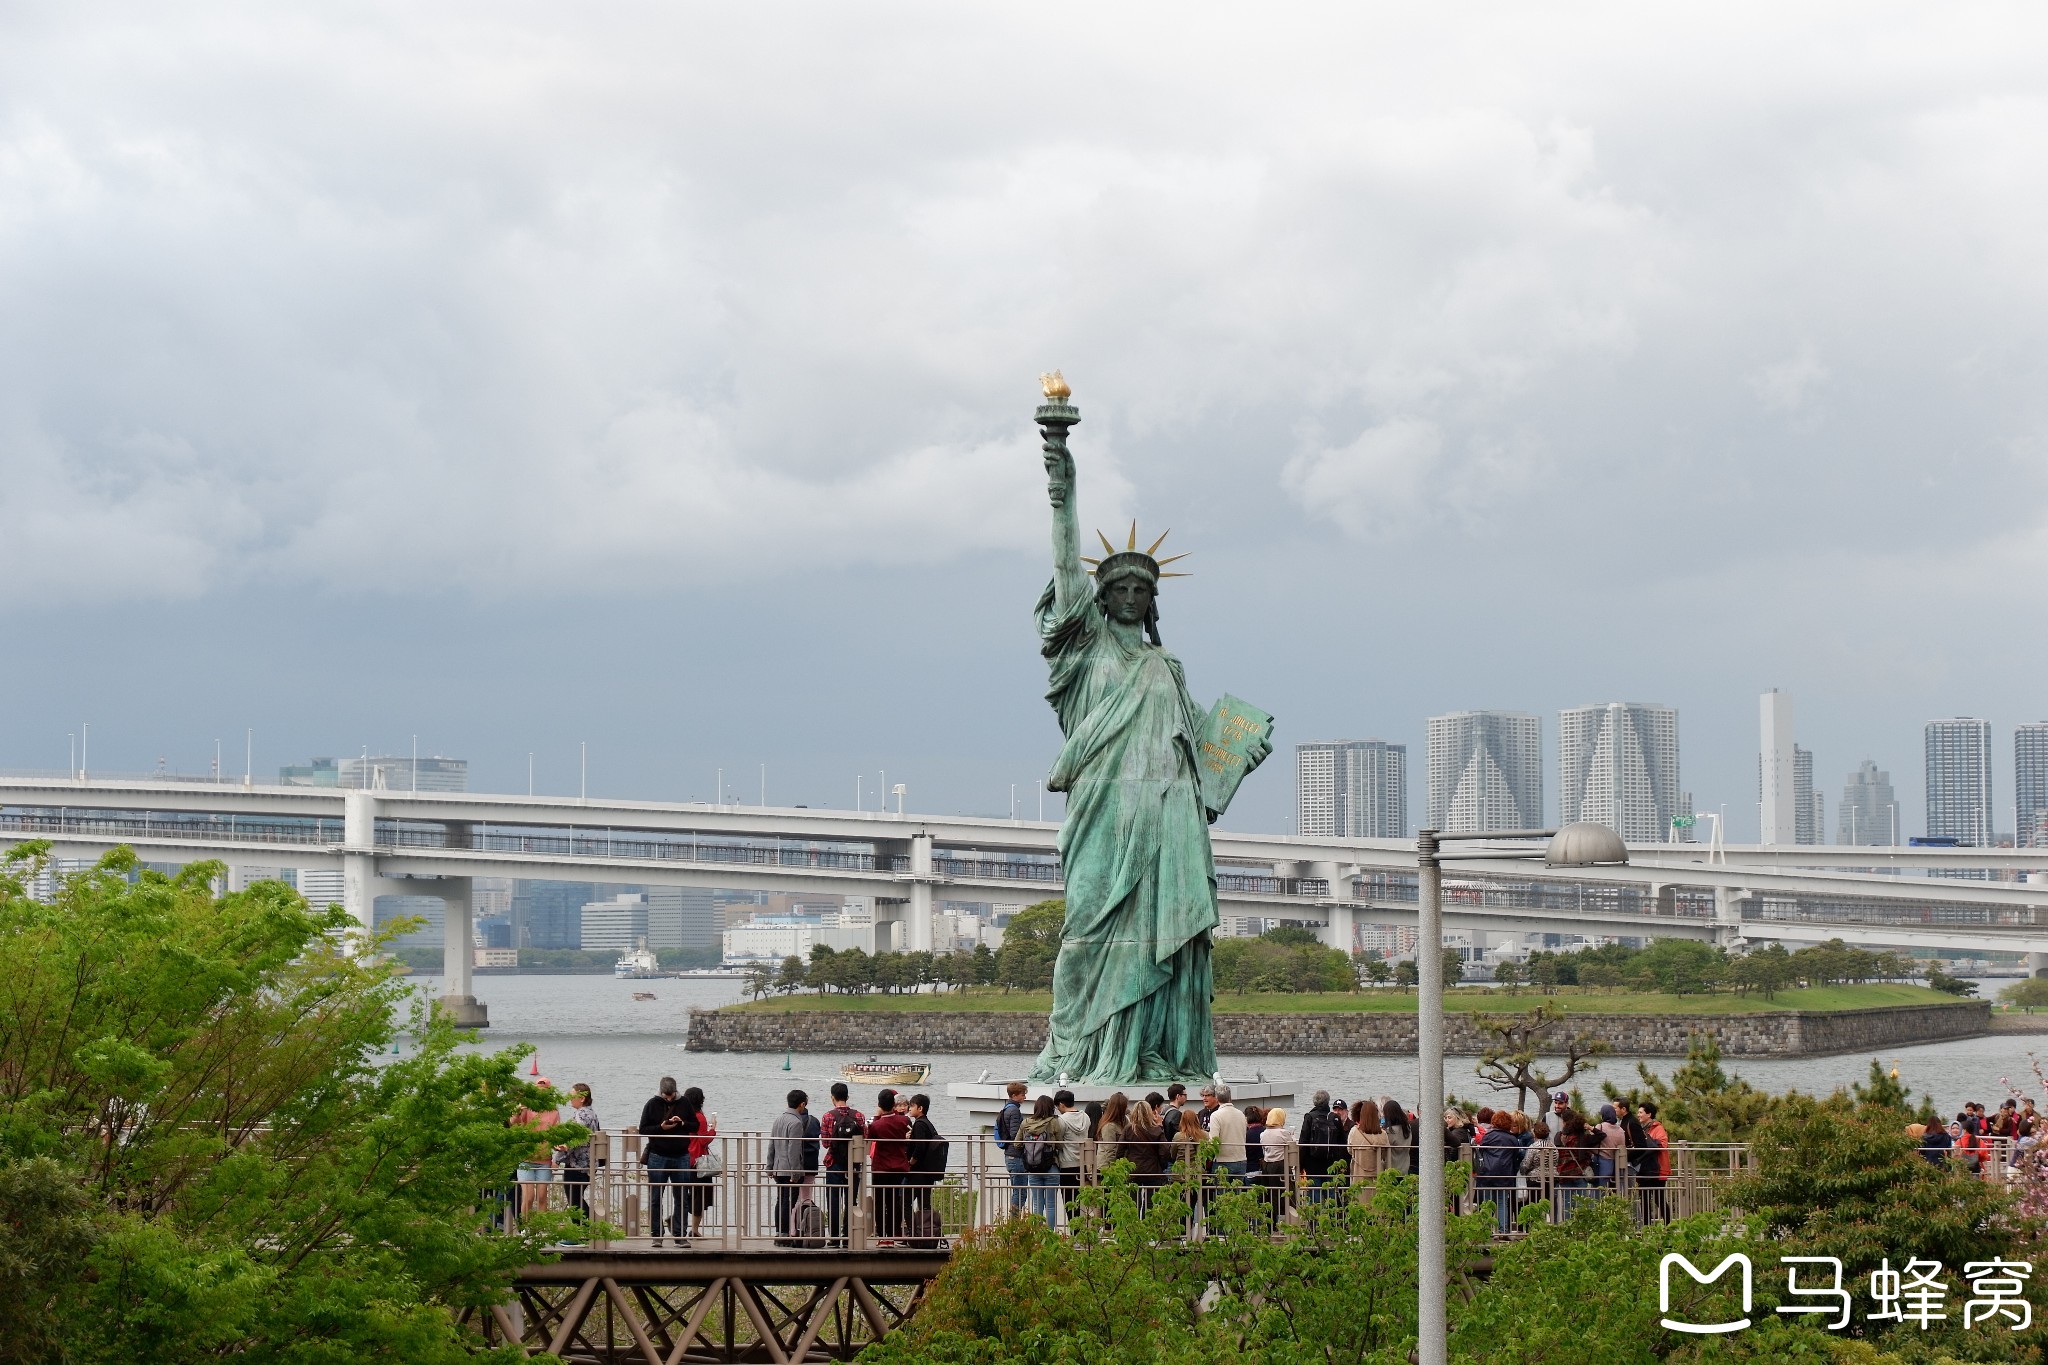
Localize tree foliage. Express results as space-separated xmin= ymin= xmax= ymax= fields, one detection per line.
xmin=1471 ymin=1003 xmax=1609 ymax=1112
xmin=1212 ymin=929 xmax=1353 ymax=994
xmin=0 ymin=842 xmax=575 ymax=1362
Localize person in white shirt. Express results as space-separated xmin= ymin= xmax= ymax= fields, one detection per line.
xmin=1208 ymin=1086 xmax=1249 ymax=1179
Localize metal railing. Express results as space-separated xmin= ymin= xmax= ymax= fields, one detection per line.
xmin=0 ymin=810 xmax=334 ymax=847
xmin=494 ymin=1130 xmax=1775 ymax=1250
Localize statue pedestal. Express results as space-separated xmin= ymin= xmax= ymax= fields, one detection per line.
xmin=946 ymin=1079 xmax=1295 ymax=1133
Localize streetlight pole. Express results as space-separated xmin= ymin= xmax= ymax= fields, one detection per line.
xmin=1415 ymin=828 xmax=1446 ymax=1365
xmin=1414 ymin=823 xmax=1615 ymax=1365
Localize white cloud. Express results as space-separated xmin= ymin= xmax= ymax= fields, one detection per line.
xmin=1750 ymin=345 xmax=1829 ymax=413
xmin=1281 ymin=418 xmax=1443 ymax=537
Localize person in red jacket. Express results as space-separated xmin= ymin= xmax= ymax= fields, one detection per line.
xmin=867 ymin=1088 xmax=915 ymax=1240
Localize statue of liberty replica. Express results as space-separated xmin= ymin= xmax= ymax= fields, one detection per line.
xmin=1029 ymin=373 xmax=1274 ymax=1087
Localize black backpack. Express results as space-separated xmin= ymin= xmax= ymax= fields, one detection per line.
xmin=1300 ymin=1109 xmax=1342 ymax=1150
xmin=1019 ymin=1126 xmax=1057 ymax=1173
xmin=1476 ymin=1133 xmax=1521 ymax=1179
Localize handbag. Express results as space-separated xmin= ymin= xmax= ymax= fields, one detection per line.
xmin=696 ymin=1151 xmax=724 ymax=1177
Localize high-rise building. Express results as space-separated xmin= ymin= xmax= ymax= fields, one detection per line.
xmin=645 ymin=886 xmax=722 ymax=951
xmin=1838 ymin=761 xmax=1896 ymax=846
xmin=1296 ymin=740 xmax=1408 ymax=838
xmin=1925 ymin=718 xmax=1993 ymax=846
xmin=1794 ymin=745 xmax=1819 ymax=846
xmin=1425 ymin=711 xmax=1543 ymax=833
xmin=511 ymin=880 xmax=601 ymax=948
xmin=580 ymin=893 xmax=650 ymax=952
xmin=1760 ymin=690 xmax=1796 ymax=845
xmin=2017 ymin=725 xmax=2048 ymax=848
xmin=1558 ymin=702 xmax=1681 ymax=844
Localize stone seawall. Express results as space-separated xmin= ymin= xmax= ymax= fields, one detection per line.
xmin=683 ymin=1000 xmax=1988 ymax=1058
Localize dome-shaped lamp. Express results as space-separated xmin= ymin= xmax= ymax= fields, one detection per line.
xmin=1544 ymin=822 xmax=1630 ymax=867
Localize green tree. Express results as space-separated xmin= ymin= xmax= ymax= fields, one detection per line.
xmin=1394 ymin=959 xmax=1420 ymax=991
xmin=1602 ymin=1031 xmax=1778 ymax=1144
xmin=969 ymin=941 xmax=998 ymax=986
xmin=773 ymin=953 xmax=807 ymax=994
xmin=996 ymin=899 xmax=1064 ymax=992
xmin=0 ymin=843 xmax=576 ymax=1362
xmin=1471 ymin=1003 xmax=1609 ymax=1112
xmin=2002 ymin=977 xmax=2048 ymax=1012
xmin=743 ymin=960 xmax=775 ymax=999
xmin=1358 ymin=954 xmax=1392 ymax=987
xmin=1927 ymin=964 xmax=1979 ymax=996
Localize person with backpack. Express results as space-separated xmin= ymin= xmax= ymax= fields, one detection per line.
xmin=817 ymin=1082 xmax=867 ymax=1247
xmin=1472 ymin=1111 xmax=1521 ymax=1234
xmin=904 ymin=1094 xmax=948 ymax=1247
xmin=867 ymin=1088 xmax=914 ymax=1241
xmin=1622 ymin=1111 xmax=1666 ymax=1223
xmin=1015 ymin=1095 xmax=1063 ymax=1222
xmin=1297 ymin=1090 xmax=1346 ymax=1205
xmin=1346 ymin=1101 xmax=1392 ymax=1206
xmin=992 ymin=1080 xmax=1030 ymax=1214
xmin=1553 ymin=1112 xmax=1594 ymax=1217
xmin=768 ymin=1089 xmax=812 ymax=1243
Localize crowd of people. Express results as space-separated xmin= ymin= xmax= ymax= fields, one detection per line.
xmin=1913 ymin=1096 xmax=2041 ymax=1177
xmin=497 ymin=1073 xmax=1713 ymax=1245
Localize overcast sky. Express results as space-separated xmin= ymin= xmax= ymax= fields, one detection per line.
xmin=6 ymin=2 xmax=2048 ymax=839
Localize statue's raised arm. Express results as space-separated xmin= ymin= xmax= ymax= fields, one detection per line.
xmin=1037 ymin=371 xmax=1090 ymax=613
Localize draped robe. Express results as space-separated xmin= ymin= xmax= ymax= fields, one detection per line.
xmin=1028 ymin=580 xmax=1219 ymax=1085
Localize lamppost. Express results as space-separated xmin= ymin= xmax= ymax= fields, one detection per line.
xmin=1414 ymin=821 xmax=1629 ymax=1365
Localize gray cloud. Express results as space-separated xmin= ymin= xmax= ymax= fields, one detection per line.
xmin=7 ymin=3 xmax=2048 ymax=836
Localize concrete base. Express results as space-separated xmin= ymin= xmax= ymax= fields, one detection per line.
xmin=437 ymin=993 xmax=491 ymax=1028
xmin=946 ymin=1079 xmax=1295 ymax=1132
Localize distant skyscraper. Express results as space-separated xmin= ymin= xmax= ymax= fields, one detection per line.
xmin=1925 ymin=718 xmax=1993 ymax=846
xmin=340 ymin=754 xmax=468 ymax=792
xmin=1794 ymin=745 xmax=1819 ymax=846
xmin=1297 ymin=741 xmax=1407 ymax=838
xmin=1838 ymin=760 xmax=1896 ymax=846
xmin=1558 ymin=702 xmax=1681 ymax=844
xmin=1425 ymin=711 xmax=1543 ymax=833
xmin=1759 ymin=690 xmax=1796 ymax=846
xmin=2017 ymin=725 xmax=2048 ymax=848
xmin=512 ymin=880 xmax=601 ymax=949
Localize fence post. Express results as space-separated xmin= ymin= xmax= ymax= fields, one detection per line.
xmin=623 ymin=1132 xmax=642 ymax=1240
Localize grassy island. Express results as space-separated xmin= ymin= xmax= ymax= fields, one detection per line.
xmin=719 ymin=981 xmax=1961 ymax=1016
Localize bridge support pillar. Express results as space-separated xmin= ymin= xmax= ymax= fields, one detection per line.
xmin=342 ymin=792 xmax=376 ymax=951
xmin=2029 ymin=951 xmax=2048 ymax=979
xmin=907 ymin=834 xmax=935 ymax=953
xmin=438 ymin=876 xmax=488 ymax=1028
xmin=1712 ymin=886 xmax=1745 ymax=948
xmin=1322 ymin=901 xmax=1355 ymax=955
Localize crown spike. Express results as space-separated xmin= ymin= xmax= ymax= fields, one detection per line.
xmin=1146 ymin=529 xmax=1171 ymax=555
xmin=1097 ymin=530 xmax=1117 ymax=556
xmin=1156 ymin=553 xmax=1189 ymax=566
xmin=1080 ymin=556 xmax=1101 ymax=565
xmin=1159 ymin=572 xmax=1190 ymax=578
xmin=1127 ymin=520 xmax=1138 ymax=551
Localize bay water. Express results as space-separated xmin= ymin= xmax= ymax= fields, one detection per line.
xmin=405 ymin=974 xmax=2047 ymax=1137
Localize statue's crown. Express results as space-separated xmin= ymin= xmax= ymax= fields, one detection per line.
xmin=1082 ymin=522 xmax=1189 ymax=581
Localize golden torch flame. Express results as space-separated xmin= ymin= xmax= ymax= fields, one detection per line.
xmin=1039 ymin=370 xmax=1071 ymax=401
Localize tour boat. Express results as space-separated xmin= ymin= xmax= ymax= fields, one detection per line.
xmin=839 ymin=1058 xmax=933 ymax=1086
xmin=631 ymin=991 xmax=657 ymax=1001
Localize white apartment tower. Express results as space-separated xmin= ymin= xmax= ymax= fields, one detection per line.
xmin=1425 ymin=711 xmax=1543 ymax=833
xmin=2016 ymin=724 xmax=2048 ymax=848
xmin=1296 ymin=740 xmax=1408 ymax=839
xmin=1759 ymin=690 xmax=1796 ymax=846
xmin=1795 ymin=746 xmax=1821 ymax=846
xmin=1558 ymin=702 xmax=1681 ymax=844
xmin=1925 ymin=718 xmax=1993 ymax=846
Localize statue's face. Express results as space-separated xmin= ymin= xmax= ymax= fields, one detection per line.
xmin=1101 ymin=577 xmax=1155 ymax=625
